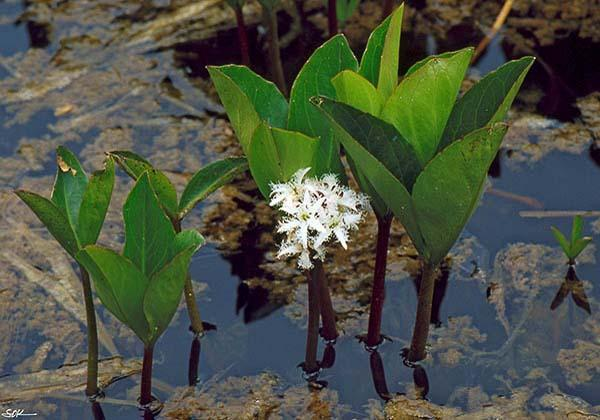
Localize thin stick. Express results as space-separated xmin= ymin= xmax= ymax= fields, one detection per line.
xmin=263 ymin=6 xmax=287 ymax=96
xmin=313 ymin=260 xmax=338 ymax=342
xmin=487 ymin=187 xmax=543 ymax=209
xmin=365 ymin=213 xmax=392 ymax=347
xmin=328 ymin=0 xmax=338 ymax=38
xmin=234 ymin=4 xmax=251 ymax=66
xmin=472 ymin=0 xmax=514 ymax=63
xmin=519 ymin=210 xmax=600 ymax=218
xmin=79 ymin=265 xmax=99 ymax=397
xmin=304 ymin=269 xmax=320 ymax=373
xmin=139 ymin=346 xmax=154 ymax=406
xmin=173 ymin=219 xmax=205 ymax=336
xmin=407 ymin=262 xmax=437 ymax=362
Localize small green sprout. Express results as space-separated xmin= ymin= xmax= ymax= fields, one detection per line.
xmin=15 ymin=146 xmax=115 ymax=397
xmin=108 ymin=151 xmax=248 ymax=336
xmin=77 ymin=172 xmax=204 ymax=407
xmin=313 ymin=4 xmax=534 ymax=361
xmin=551 ymin=216 xmax=593 ymax=265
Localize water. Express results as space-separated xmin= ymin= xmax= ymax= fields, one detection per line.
xmin=0 ymin=1 xmax=599 ymax=418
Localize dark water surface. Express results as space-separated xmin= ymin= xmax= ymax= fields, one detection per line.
xmin=1 ymin=1 xmax=599 ymax=418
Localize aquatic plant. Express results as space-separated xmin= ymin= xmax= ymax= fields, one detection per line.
xmin=225 ymin=0 xmax=251 ymax=66
xmin=551 ymin=216 xmax=592 ymax=265
xmin=15 ymin=146 xmax=115 ymax=397
xmin=313 ymin=4 xmax=534 ymax=361
xmin=77 ymin=171 xmax=204 ymax=408
xmin=269 ymin=168 xmax=368 ymax=374
xmin=109 ymin=151 xmax=248 ymax=336
xmin=208 ymin=34 xmax=357 ymax=351
xmin=550 ymin=265 xmax=591 ymax=314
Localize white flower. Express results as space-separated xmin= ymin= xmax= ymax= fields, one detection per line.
xmin=269 ymin=167 xmax=369 ymax=270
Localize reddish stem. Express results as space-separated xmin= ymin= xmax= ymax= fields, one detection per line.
xmin=304 ymin=269 xmax=320 ymax=373
xmin=407 ymin=262 xmax=437 ymax=362
xmin=328 ymin=0 xmax=338 ymax=37
xmin=234 ymin=5 xmax=251 ymax=66
xmin=314 ymin=260 xmax=338 ymax=341
xmin=139 ymin=345 xmax=154 ymax=406
xmin=365 ymin=213 xmax=392 ymax=347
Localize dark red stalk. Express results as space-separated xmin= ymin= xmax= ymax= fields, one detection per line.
xmin=313 ymin=260 xmax=338 ymax=342
xmin=139 ymin=345 xmax=154 ymax=406
xmin=234 ymin=5 xmax=251 ymax=66
xmin=187 ymin=337 xmax=201 ymax=386
xmin=407 ymin=262 xmax=437 ymax=362
xmin=365 ymin=213 xmax=392 ymax=347
xmin=263 ymin=6 xmax=287 ymax=96
xmin=369 ymin=351 xmax=392 ymax=401
xmin=304 ymin=269 xmax=321 ymax=373
xmin=328 ymin=0 xmax=338 ymax=37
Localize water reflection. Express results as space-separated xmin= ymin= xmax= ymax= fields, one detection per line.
xmin=550 ymin=265 xmax=591 ymax=314
xmin=368 ymin=350 xmax=430 ymax=401
xmin=90 ymin=402 xmax=105 ymax=420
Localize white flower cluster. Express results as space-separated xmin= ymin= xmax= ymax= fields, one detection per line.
xmin=269 ymin=167 xmax=369 ymax=270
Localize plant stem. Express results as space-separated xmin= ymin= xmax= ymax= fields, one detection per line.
xmin=140 ymin=345 xmax=154 ymax=406
xmin=365 ymin=213 xmax=392 ymax=347
xmin=407 ymin=262 xmax=437 ymax=362
xmin=173 ymin=219 xmax=204 ymax=336
xmin=263 ymin=6 xmax=287 ymax=96
xmin=313 ymin=260 xmax=338 ymax=342
xmin=79 ymin=264 xmax=99 ymax=397
xmin=234 ymin=4 xmax=251 ymax=66
xmin=328 ymin=0 xmax=338 ymax=37
xmin=91 ymin=402 xmax=105 ymax=420
xmin=304 ymin=269 xmax=320 ymax=373
xmin=188 ymin=337 xmax=201 ymax=386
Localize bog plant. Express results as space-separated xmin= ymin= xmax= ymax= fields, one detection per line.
xmin=551 ymin=216 xmax=592 ymax=265
xmin=108 ymin=151 xmax=248 ymax=336
xmin=313 ymin=4 xmax=534 ymax=361
xmin=77 ymin=172 xmax=204 ymax=407
xmin=209 ymin=34 xmax=359 ymax=375
xmin=15 ymin=146 xmax=115 ymax=397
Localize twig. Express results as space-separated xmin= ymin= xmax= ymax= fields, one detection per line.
xmin=519 ymin=210 xmax=600 ymax=218
xmin=487 ymin=188 xmax=543 ymax=209
xmin=472 ymin=0 xmax=514 ymax=64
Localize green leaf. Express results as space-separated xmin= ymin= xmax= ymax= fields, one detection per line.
xmin=377 ymin=4 xmax=404 ymax=100
xmin=404 ymin=50 xmax=460 ymax=77
xmin=77 ymin=157 xmax=115 ymax=246
xmin=571 ymin=237 xmax=592 ymax=260
xmin=146 ymin=169 xmax=178 ymax=221
xmin=346 ymin=156 xmax=389 ymax=217
xmin=412 ymin=123 xmax=508 ymax=266
xmin=313 ymin=97 xmax=421 ymax=189
xmin=248 ymin=123 xmax=320 ymax=197
xmin=109 ymin=150 xmax=153 ymax=179
xmin=208 ymin=65 xmax=288 ymax=153
xmin=123 ymin=172 xmax=175 ymax=276
xmin=336 ymin=0 xmax=359 ymax=23
xmin=571 ymin=215 xmax=584 ymax=243
xmin=313 ymin=96 xmax=425 ymax=252
xmin=178 ymin=157 xmax=249 ymax=218
xmin=551 ymin=226 xmax=571 ymax=257
xmin=287 ymin=34 xmax=358 ymax=175
xmin=271 ymin=127 xmax=321 ymax=180
xmin=168 ymin=229 xmax=206 ymax=259
xmin=77 ymin=245 xmax=150 ymax=342
xmin=439 ymin=56 xmax=535 ymax=150
xmin=15 ymin=191 xmax=79 ymax=258
xmin=381 ymin=47 xmax=473 ymax=165
xmin=51 ymin=146 xmax=88 ymax=230
xmin=248 ymin=122 xmax=284 ymax=198
xmin=331 ymin=70 xmax=384 ymax=116
xmin=144 ymin=233 xmax=203 ymax=344
xmin=358 ymin=13 xmax=390 ymax=86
